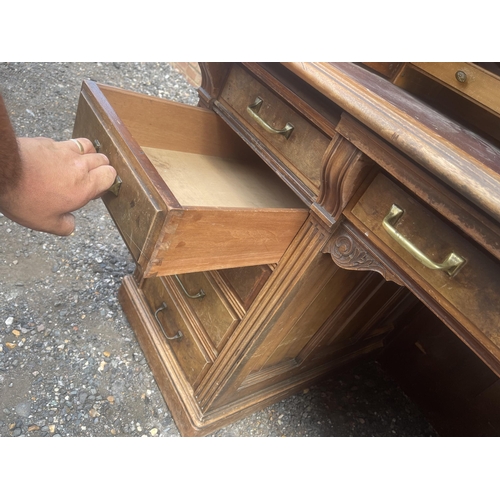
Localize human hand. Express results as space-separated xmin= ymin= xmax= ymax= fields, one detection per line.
xmin=0 ymin=136 xmax=116 ymax=236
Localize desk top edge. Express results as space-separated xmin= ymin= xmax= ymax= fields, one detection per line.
xmin=281 ymin=62 xmax=500 ymax=224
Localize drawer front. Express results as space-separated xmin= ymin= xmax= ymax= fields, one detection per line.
xmin=411 ymin=62 xmax=500 ymax=116
xmin=349 ymin=173 xmax=500 ymax=348
xmin=220 ymin=64 xmax=330 ymax=193
xmin=173 ymin=273 xmax=239 ymax=350
xmin=142 ymin=277 xmax=212 ymax=387
xmin=73 ymin=88 xmax=164 ymax=265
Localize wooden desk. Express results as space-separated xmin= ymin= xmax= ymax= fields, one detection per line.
xmin=73 ymin=62 xmax=500 ymax=436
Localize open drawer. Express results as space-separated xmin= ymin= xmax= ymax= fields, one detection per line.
xmin=73 ymin=81 xmax=308 ymax=277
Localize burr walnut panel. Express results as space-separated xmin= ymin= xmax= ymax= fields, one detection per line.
xmin=141 ymin=276 xmax=213 ymax=388
xmin=171 ymin=272 xmax=240 ymax=352
xmin=219 ymin=64 xmax=331 ymax=194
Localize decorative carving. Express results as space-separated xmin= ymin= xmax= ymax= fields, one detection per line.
xmin=324 ymin=223 xmax=405 ymax=286
xmin=331 ymin=234 xmax=380 ymax=270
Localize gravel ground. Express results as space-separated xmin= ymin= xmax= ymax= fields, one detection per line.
xmin=0 ymin=62 xmax=437 ymax=437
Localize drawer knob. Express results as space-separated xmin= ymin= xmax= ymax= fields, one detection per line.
xmin=247 ymin=96 xmax=294 ymax=140
xmin=93 ymin=139 xmax=123 ymax=196
xmin=174 ymin=275 xmax=206 ymax=299
xmin=455 ymin=70 xmax=467 ymax=83
xmin=107 ymin=175 xmax=122 ymax=196
xmin=383 ymin=204 xmax=466 ymax=277
xmin=154 ymin=302 xmax=183 ymax=340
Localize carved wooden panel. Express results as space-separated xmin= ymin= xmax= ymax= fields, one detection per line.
xmin=324 ymin=221 xmax=405 ymax=286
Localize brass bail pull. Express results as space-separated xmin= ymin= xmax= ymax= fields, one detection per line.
xmin=154 ymin=302 xmax=183 ymax=340
xmin=247 ymin=96 xmax=294 ymax=139
xmin=174 ymin=275 xmax=206 ymax=299
xmin=382 ymin=204 xmax=466 ymax=277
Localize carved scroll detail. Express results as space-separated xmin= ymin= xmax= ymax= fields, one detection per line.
xmin=324 ymin=224 xmax=405 ymax=286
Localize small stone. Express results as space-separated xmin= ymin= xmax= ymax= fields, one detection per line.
xmin=48 ymin=425 xmax=56 ymax=433
xmin=107 ymin=396 xmax=115 ymax=404
xmin=12 ymin=330 xmax=20 ymax=337
xmin=5 ymin=342 xmax=16 ymax=349
xmin=150 ymin=428 xmax=158 ymax=436
xmin=103 ymin=351 xmax=111 ymax=357
xmin=15 ymin=401 xmax=31 ymax=417
xmin=28 ymin=425 xmax=40 ymax=432
xmin=5 ymin=317 xmax=14 ymax=326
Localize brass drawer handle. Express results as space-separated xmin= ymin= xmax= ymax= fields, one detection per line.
xmin=247 ymin=97 xmax=294 ymax=139
xmin=94 ymin=140 xmax=122 ymax=196
xmin=382 ymin=204 xmax=466 ymax=277
xmin=154 ymin=302 xmax=183 ymax=340
xmin=174 ymin=275 xmax=206 ymax=299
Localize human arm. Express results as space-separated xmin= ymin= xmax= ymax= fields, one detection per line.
xmin=0 ymin=93 xmax=117 ymax=236
xmin=0 ymin=93 xmax=22 ymax=195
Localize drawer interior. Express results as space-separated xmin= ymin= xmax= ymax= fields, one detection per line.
xmin=100 ymin=85 xmax=305 ymax=210
xmin=142 ymin=147 xmax=304 ymax=209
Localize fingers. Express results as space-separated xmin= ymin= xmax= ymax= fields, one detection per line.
xmin=82 ymin=152 xmax=112 ymax=171
xmin=88 ymin=164 xmax=118 ymax=198
xmin=69 ymin=137 xmax=95 ymax=155
xmin=67 ymin=137 xmax=111 ymax=171
xmin=68 ymin=138 xmax=110 ymax=167
xmin=52 ymin=165 xmax=116 ymax=235
xmin=69 ymin=138 xmax=116 ymax=196
xmin=40 ymin=212 xmax=76 ymax=237
xmin=56 ymin=212 xmax=76 ymax=236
